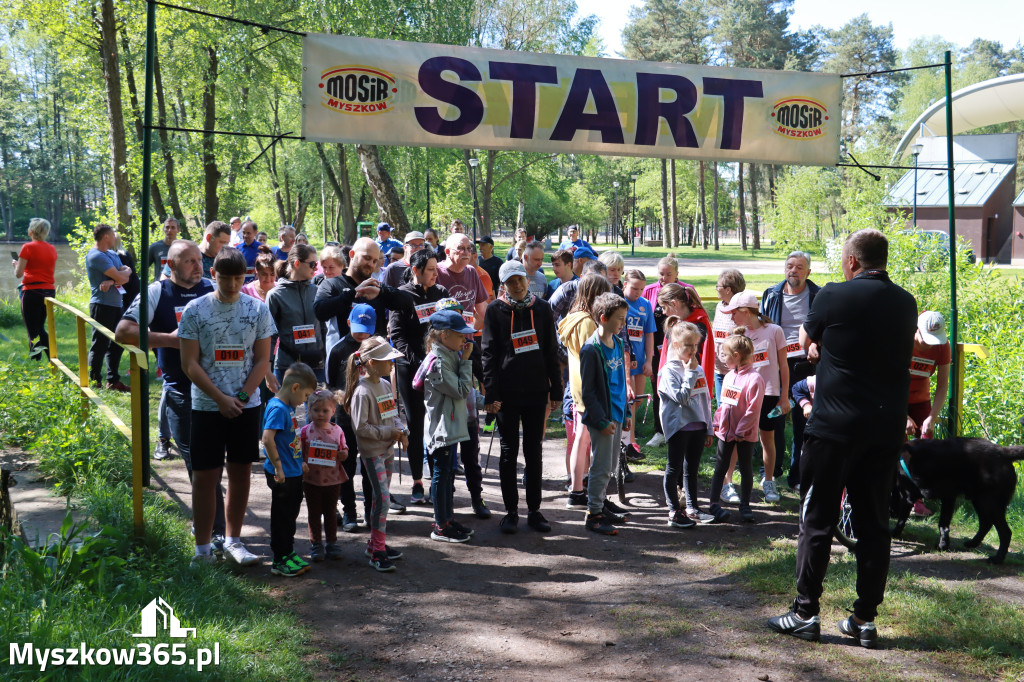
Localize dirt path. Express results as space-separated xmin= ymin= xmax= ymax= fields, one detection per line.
xmin=140 ymin=431 xmax=1015 ymax=682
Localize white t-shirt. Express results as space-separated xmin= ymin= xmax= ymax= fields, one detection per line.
xmin=743 ymin=323 xmax=786 ymax=397
xmin=712 ymin=305 xmax=735 ymax=376
xmin=177 ymin=292 xmax=277 ymax=412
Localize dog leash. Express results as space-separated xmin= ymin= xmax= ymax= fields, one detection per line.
xmin=899 ymin=457 xmax=912 ymax=479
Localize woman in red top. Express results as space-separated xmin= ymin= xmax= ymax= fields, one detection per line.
xmin=12 ymin=218 xmax=58 ymax=360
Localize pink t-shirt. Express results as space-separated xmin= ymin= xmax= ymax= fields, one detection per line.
xmin=437 ymin=262 xmax=488 ymax=324
xmin=743 ymin=323 xmax=786 ymax=397
xmin=712 ymin=364 xmax=764 ymax=442
xmin=300 ymin=422 xmax=348 ymax=487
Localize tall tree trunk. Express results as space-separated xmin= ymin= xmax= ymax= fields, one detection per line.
xmin=738 ymin=163 xmax=747 ymax=251
xmin=660 ymin=159 xmax=668 ymax=244
xmin=712 ymin=162 xmax=720 ymax=251
xmin=480 ymin=150 xmax=495 ymax=236
xmin=265 ymin=154 xmax=287 ymax=226
xmin=768 ymin=164 xmax=777 ymax=209
xmin=356 ymin=144 xmax=409 ymax=234
xmin=750 ymin=163 xmax=761 ymax=250
xmin=669 ymin=159 xmax=678 ymax=249
xmin=313 ymin=140 xmax=358 ymax=241
xmin=698 ymin=160 xmax=707 ymax=248
xmin=98 ymin=0 xmax=131 ymax=231
xmin=202 ymin=47 xmax=220 ymax=223
xmin=154 ymin=51 xmax=188 ymax=238
xmin=338 ymin=145 xmax=356 ymax=243
xmin=121 ymin=34 xmax=167 ymax=226
xmin=516 ymin=187 xmax=525 ymax=233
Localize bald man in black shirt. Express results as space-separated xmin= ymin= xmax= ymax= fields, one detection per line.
xmin=768 ymin=229 xmax=917 ymax=649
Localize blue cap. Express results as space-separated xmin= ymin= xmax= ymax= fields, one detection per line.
xmin=429 ymin=309 xmax=475 ymax=334
xmin=573 ymin=245 xmax=598 ymax=260
xmin=348 ymin=303 xmax=376 ymax=334
xmin=376 ymin=222 xmax=391 ymax=232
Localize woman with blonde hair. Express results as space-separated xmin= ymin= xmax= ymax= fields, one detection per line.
xmin=12 ymin=217 xmax=57 ymax=359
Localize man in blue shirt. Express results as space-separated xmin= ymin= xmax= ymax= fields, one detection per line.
xmin=375 ymin=222 xmax=403 ymax=257
xmin=559 ymin=225 xmax=592 ymax=253
xmin=86 ymin=223 xmax=131 ymax=391
xmin=237 ymin=220 xmax=262 ymax=282
xmin=273 ymin=225 xmax=295 ymax=261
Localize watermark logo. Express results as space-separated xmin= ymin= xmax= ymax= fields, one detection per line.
xmin=771 ymin=97 xmax=828 ymax=140
xmin=319 ymin=65 xmax=397 ymax=114
xmin=134 ymin=597 xmax=196 ymax=638
xmin=8 ymin=597 xmax=218 ymax=672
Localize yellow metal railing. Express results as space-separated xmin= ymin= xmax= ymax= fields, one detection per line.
xmin=45 ymin=297 xmax=149 ymax=536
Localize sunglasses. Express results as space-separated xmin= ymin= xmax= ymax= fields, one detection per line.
xmin=304 ymin=260 xmax=318 ymax=267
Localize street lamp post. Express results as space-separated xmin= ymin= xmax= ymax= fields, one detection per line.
xmin=468 ymin=156 xmax=480 ymax=244
xmin=910 ymin=143 xmax=923 ymax=227
xmin=613 ymin=181 xmax=620 ymax=247
xmin=630 ymin=173 xmax=638 ymax=256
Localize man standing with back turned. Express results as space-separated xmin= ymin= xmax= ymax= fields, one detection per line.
xmin=768 ymin=229 xmax=916 ymax=649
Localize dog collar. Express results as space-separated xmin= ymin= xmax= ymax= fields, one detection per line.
xmin=899 ymin=457 xmax=912 ymax=479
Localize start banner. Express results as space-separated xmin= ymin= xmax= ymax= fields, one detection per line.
xmin=301 ymin=33 xmax=842 ymax=166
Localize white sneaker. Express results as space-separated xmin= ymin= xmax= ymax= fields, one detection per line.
xmin=763 ymin=479 xmax=781 ymax=503
xmin=190 ymin=552 xmax=217 ymax=566
xmin=646 ymin=432 xmax=666 ymax=448
xmin=224 ymin=541 xmax=260 ymax=566
xmin=721 ymin=483 xmax=740 ymax=504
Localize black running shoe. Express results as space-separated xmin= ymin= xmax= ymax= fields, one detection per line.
xmin=566 ymin=491 xmax=588 ymax=510
xmin=767 ymin=612 xmax=821 ymax=642
xmin=603 ymin=498 xmax=629 ymax=516
xmin=499 ymin=513 xmax=519 ymax=534
xmin=668 ymin=510 xmax=696 ymax=529
xmin=622 ymin=463 xmax=636 ymax=483
xmin=527 ymin=511 xmax=551 ymax=532
xmin=838 ymin=616 xmax=877 ymax=649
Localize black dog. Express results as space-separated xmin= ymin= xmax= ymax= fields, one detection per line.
xmin=892 ymin=437 xmax=1024 ymax=564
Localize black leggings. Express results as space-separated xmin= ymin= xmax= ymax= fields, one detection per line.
xmin=664 ymin=430 xmax=707 ymax=512
xmin=394 ymin=359 xmax=426 ymax=482
xmin=496 ymin=397 xmax=546 ymax=514
xmin=709 ymin=440 xmax=755 ymax=510
xmin=20 ymin=288 xmax=53 ymax=359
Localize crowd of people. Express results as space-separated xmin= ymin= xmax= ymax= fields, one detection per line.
xmin=13 ymin=218 xmax=942 ymax=645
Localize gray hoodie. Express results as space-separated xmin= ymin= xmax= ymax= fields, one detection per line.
xmin=420 ymin=344 xmax=473 ymax=453
xmin=658 ymin=359 xmax=714 ymax=440
xmin=265 ymin=278 xmax=325 ymax=370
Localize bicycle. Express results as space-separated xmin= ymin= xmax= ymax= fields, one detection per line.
xmin=615 ymin=393 xmax=652 ymax=504
xmin=834 ymin=487 xmax=856 ymax=549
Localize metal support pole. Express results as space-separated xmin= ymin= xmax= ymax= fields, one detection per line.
xmin=631 ymin=175 xmax=637 ymax=256
xmin=426 ymin=166 xmax=431 ymax=231
xmin=944 ymin=50 xmax=959 ymax=436
xmin=912 ymin=153 xmax=919 ymax=226
xmin=135 ymin=0 xmax=157 ymax=524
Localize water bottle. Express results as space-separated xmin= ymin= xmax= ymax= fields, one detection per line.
xmin=767 ymin=399 xmax=795 ymax=419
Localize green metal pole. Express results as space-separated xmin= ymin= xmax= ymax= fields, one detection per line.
xmin=138 ymin=0 xmax=156 ymax=485
xmin=944 ymin=50 xmax=959 ymax=436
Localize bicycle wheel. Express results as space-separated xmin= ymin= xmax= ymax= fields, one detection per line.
xmin=834 ymin=487 xmax=856 ymax=550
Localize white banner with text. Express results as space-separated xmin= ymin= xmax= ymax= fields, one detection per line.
xmin=302 ymin=33 xmax=842 ymax=166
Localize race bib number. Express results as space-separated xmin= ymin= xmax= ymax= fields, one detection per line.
xmin=376 ymin=393 xmax=398 ymax=419
xmin=692 ymin=375 xmax=710 ymax=397
xmin=721 ymin=382 xmax=741 ymax=406
xmin=174 ymin=305 xmax=185 ymax=324
xmin=785 ymin=341 xmax=805 ymax=359
xmin=627 ymin=323 xmax=644 ymax=342
xmin=308 ymin=439 xmax=338 ymax=467
xmin=909 ymin=356 xmax=936 ymax=377
xmin=160 ymin=257 xmax=168 ymax=269
xmin=752 ymin=342 xmax=770 ymax=369
xmin=511 ymin=329 xmax=539 ymax=354
xmin=115 ymin=285 xmax=126 ymax=295
xmin=415 ymin=302 xmax=437 ymax=324
xmin=462 ymin=311 xmax=475 ymax=327
xmin=214 ymin=344 xmax=245 ymax=367
xmin=712 ymin=317 xmax=732 ymax=345
xmin=292 ymin=325 xmax=316 ymax=344
xmin=245 ymin=267 xmax=255 ymax=278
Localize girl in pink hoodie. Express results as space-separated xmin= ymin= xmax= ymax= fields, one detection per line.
xmin=709 ymin=328 xmax=765 ymax=523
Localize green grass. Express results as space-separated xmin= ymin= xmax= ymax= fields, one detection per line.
xmin=0 ymin=341 xmax=316 ymax=681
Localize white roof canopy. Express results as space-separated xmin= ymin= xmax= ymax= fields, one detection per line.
xmin=893 ymin=73 xmax=1024 ymax=160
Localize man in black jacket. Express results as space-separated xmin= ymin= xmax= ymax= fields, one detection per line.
xmin=314 ymin=237 xmax=407 ymax=386
xmin=760 ymin=251 xmax=820 ymax=489
xmin=768 ymin=229 xmax=917 ymax=649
